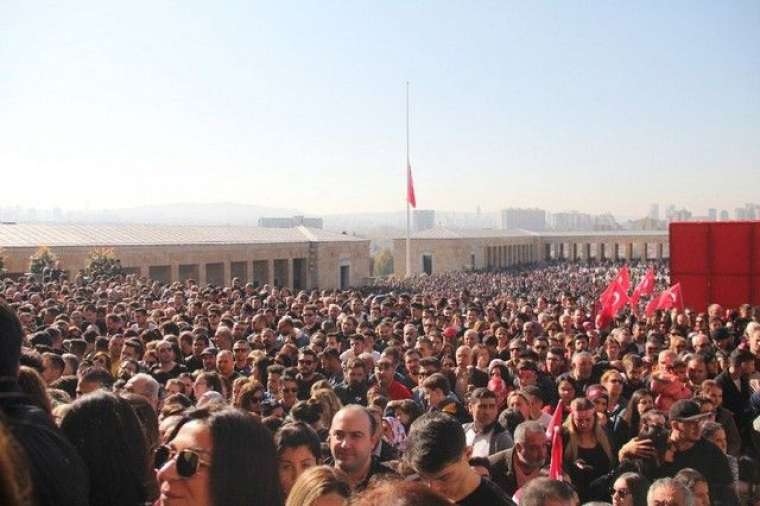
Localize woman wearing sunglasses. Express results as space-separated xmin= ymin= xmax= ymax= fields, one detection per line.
xmin=156 ymin=406 xmax=282 ymax=506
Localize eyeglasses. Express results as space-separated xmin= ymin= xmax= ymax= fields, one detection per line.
xmin=282 ymin=388 xmax=298 ymax=393
xmin=154 ymin=445 xmax=211 ymax=478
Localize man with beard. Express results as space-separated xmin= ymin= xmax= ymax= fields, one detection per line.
xmin=659 ymin=399 xmax=736 ymax=505
xmin=463 ymin=388 xmax=514 ymax=458
xmin=488 ymin=421 xmax=548 ymax=497
xmin=295 ymin=349 xmax=325 ymax=400
xmin=335 ymin=358 xmax=369 ymax=406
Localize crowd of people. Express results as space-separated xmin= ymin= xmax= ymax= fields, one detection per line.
xmin=1 ymin=260 xmax=759 ymax=506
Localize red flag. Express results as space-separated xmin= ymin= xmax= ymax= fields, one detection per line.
xmin=600 ymin=279 xmax=629 ymax=314
xmin=406 ymin=162 xmax=416 ymax=208
xmin=656 ymin=283 xmax=684 ymax=312
xmin=629 ymin=269 xmax=655 ymax=307
xmin=639 ymin=268 xmax=655 ymax=296
xmin=547 ymin=402 xmax=564 ymax=481
xmin=596 ymin=303 xmax=614 ymax=330
xmin=545 ymin=401 xmax=564 ymax=439
xmin=613 ymin=265 xmax=631 ymax=292
xmin=645 ymin=290 xmax=662 ymax=317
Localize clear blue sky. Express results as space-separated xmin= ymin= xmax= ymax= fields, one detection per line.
xmin=1 ymin=1 xmax=758 ymax=217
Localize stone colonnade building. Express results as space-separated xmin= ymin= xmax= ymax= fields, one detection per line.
xmin=393 ymin=228 xmax=669 ymax=276
xmin=0 ymin=223 xmax=369 ymax=290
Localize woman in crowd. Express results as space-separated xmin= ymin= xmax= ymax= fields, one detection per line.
xmin=60 ymin=391 xmax=148 ymax=506
xmin=17 ymin=366 xmax=53 ymax=421
xmin=0 ymin=417 xmax=33 ymax=506
xmin=275 ymin=421 xmax=323 ymax=498
xmin=238 ymin=381 xmax=267 ymax=417
xmin=310 ymin=386 xmax=343 ymax=430
xmin=600 ymin=369 xmax=627 ymax=424
xmin=193 ymin=372 xmax=223 ymax=401
xmin=563 ymin=398 xmax=617 ymax=503
xmin=610 ymin=472 xmax=650 ymax=506
xmin=285 ymin=465 xmax=351 ymax=506
xmin=614 ymin=389 xmax=654 ymax=444
xmin=157 ymin=406 xmax=282 ymax=506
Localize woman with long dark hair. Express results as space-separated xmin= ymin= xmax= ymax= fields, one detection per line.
xmin=157 ymin=406 xmax=283 ymax=506
xmin=613 ymin=389 xmax=654 ymax=445
xmin=60 ymin=391 xmax=148 ymax=506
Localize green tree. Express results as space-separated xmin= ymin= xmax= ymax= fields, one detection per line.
xmin=372 ymin=248 xmax=394 ymax=277
xmin=29 ymin=246 xmax=57 ymax=274
xmin=85 ymin=248 xmax=124 ymax=278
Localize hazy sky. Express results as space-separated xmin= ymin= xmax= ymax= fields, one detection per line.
xmin=1 ymin=1 xmax=758 ymax=217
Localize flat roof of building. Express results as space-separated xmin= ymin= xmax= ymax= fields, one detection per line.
xmin=0 ymin=223 xmax=366 ymax=247
xmin=396 ymin=226 xmax=668 ymax=240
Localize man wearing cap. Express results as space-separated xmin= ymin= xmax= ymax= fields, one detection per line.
xmin=661 ymin=399 xmax=736 ymax=504
xmin=200 ymin=346 xmax=217 ymax=372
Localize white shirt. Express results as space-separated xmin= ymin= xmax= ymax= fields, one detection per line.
xmin=465 ymin=425 xmax=494 ymax=459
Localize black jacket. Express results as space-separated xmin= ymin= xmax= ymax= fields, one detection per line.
xmin=0 ymin=378 xmax=90 ymax=506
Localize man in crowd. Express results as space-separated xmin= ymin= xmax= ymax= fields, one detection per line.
xmin=463 ymin=388 xmax=514 ymax=458
xmin=405 ymin=412 xmax=516 ymax=505
xmin=488 ymin=421 xmax=548 ymax=497
xmin=329 ymin=405 xmax=396 ymax=491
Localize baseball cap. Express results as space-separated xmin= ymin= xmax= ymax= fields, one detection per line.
xmin=200 ymin=347 xmax=218 ymax=357
xmin=669 ymin=399 xmax=708 ymax=422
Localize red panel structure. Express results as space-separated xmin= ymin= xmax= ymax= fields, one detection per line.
xmin=670 ymin=221 xmax=760 ymax=311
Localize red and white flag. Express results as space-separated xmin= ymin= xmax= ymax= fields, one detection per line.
xmin=645 ymin=290 xmax=662 ymax=317
xmin=599 ymin=279 xmax=629 ymax=315
xmin=629 ymin=268 xmax=655 ymax=307
xmin=406 ymin=162 xmax=416 ymax=208
xmin=613 ymin=265 xmax=631 ymax=292
xmin=656 ymin=283 xmax=684 ymax=312
xmin=546 ymin=401 xmax=564 ymax=480
xmin=646 ymin=283 xmax=684 ymax=317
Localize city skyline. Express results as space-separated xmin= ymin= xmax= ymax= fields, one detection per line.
xmin=2 ymin=2 xmax=758 ymax=216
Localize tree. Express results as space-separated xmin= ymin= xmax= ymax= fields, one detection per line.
xmin=84 ymin=248 xmax=124 ymax=278
xmin=29 ymin=246 xmax=57 ymax=275
xmin=372 ymin=248 xmax=394 ymax=277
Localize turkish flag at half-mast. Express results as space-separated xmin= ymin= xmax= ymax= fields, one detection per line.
xmin=407 ymin=162 xmax=416 ymax=208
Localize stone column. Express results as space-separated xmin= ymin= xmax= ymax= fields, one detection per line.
xmin=139 ymin=265 xmax=149 ymax=278
xmin=268 ymin=259 xmax=275 ymax=285
xmin=170 ymin=263 xmax=180 ymax=283
xmin=223 ymin=261 xmax=231 ymax=286
xmin=198 ymin=263 xmax=207 ymax=285
xmin=625 ymin=243 xmax=633 ymax=260
xmin=656 ymin=242 xmax=663 ymax=260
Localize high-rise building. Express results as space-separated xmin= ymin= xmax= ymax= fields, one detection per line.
xmin=648 ymin=204 xmax=660 ymax=221
xmin=708 ymin=208 xmax=717 ymax=221
xmin=412 ymin=209 xmax=435 ymax=232
xmin=500 ymin=208 xmax=546 ymax=231
xmin=550 ymin=211 xmax=594 ymax=231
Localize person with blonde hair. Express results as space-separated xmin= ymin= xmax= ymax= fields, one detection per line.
xmin=311 ymin=387 xmax=344 ymax=429
xmin=285 ymin=465 xmax=351 ymax=506
xmin=562 ymin=397 xmax=616 ymax=503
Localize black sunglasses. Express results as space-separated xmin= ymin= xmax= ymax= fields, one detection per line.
xmin=154 ymin=445 xmax=210 ymax=478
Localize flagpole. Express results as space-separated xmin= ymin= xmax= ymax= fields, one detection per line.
xmin=405 ymin=81 xmax=411 ymax=278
